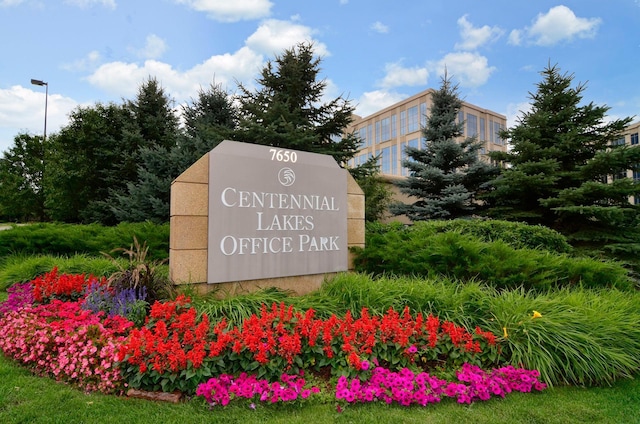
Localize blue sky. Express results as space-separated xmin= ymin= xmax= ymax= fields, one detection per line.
xmin=1 ymin=0 xmax=639 ymax=154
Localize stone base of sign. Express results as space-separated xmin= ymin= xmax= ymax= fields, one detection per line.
xmin=169 ymin=148 xmax=365 ymax=295
xmin=127 ymin=389 xmax=182 ymax=403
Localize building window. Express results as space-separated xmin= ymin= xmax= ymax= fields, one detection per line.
xmin=633 ymin=166 xmax=640 ymax=181
xmin=467 ymin=113 xmax=478 ymax=138
xmin=457 ymin=111 xmax=465 ymax=134
xmin=381 ymin=117 xmax=390 ymax=142
xmin=391 ymin=114 xmax=397 ymax=138
xmin=407 ymin=106 xmax=419 ymax=133
xmin=375 ymin=121 xmax=381 ymax=144
xmin=358 ymin=127 xmax=366 ymax=147
xmin=479 ymin=118 xmax=486 ymax=141
xmin=401 ymin=138 xmax=420 ymax=176
xmin=400 ymin=111 xmax=406 ymax=135
xmin=631 ymin=133 xmax=638 ymax=145
xmin=367 ymin=124 xmax=373 ymax=147
xmin=492 ymin=121 xmax=503 ymax=145
xmin=420 ymin=102 xmax=427 ymax=128
xmin=380 ymin=146 xmax=397 ymax=175
xmin=612 ymin=137 xmax=625 ymax=147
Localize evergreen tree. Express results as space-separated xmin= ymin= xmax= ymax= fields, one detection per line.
xmin=127 ymin=77 xmax=180 ymax=151
xmin=485 ymin=64 xmax=640 ymax=248
xmin=234 ymin=42 xmax=359 ymax=165
xmin=84 ymin=78 xmax=182 ymax=224
xmin=110 ymin=83 xmax=238 ymax=223
xmin=391 ymin=74 xmax=499 ymax=221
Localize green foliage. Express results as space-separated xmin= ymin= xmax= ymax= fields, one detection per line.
xmin=476 ymin=288 xmax=640 ymax=386
xmin=0 ymin=346 xmax=639 ymax=424
xmin=485 ymin=64 xmax=639 ymax=249
xmin=0 ymin=133 xmax=46 ymax=222
xmin=191 ymin=286 xmax=294 ymax=326
xmin=43 ymin=102 xmax=136 ymax=224
xmin=353 ymin=222 xmax=631 ymax=291
xmin=349 ymin=155 xmax=393 ymax=222
xmin=0 ymin=253 xmax=126 ymax=290
xmin=235 ymin=42 xmax=359 ymax=165
xmin=111 ymin=82 xmax=237 ymax=223
xmin=416 ymin=219 xmax=573 ymax=253
xmin=392 ymin=74 xmax=500 ymax=220
xmin=0 ymin=222 xmax=169 ymax=260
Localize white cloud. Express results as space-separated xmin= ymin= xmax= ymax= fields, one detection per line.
xmin=86 ymin=46 xmax=263 ymax=102
xmin=520 ymin=5 xmax=601 ymax=46
xmin=355 ymin=90 xmax=407 ymax=118
xmin=431 ymin=52 xmax=496 ymax=88
xmin=64 ymin=0 xmax=116 ymax=9
xmin=62 ymin=50 xmax=102 ymax=72
xmin=508 ymin=29 xmax=522 ymax=46
xmin=505 ymin=101 xmax=532 ymax=128
xmin=173 ymin=0 xmax=272 ymax=22
xmin=370 ymin=21 xmax=389 ymax=34
xmin=0 ymin=85 xmax=78 ymax=150
xmin=0 ymin=0 xmax=25 ymax=6
xmin=455 ymin=15 xmax=503 ymax=50
xmin=378 ymin=62 xmax=428 ymax=88
xmin=245 ymin=18 xmax=328 ymax=57
xmin=130 ymin=34 xmax=167 ymax=60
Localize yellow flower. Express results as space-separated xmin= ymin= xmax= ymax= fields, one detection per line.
xmin=532 ymin=310 xmax=542 ymax=319
xmin=503 ymin=327 xmax=508 ymax=339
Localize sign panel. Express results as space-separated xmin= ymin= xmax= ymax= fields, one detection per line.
xmin=208 ymin=140 xmax=348 ymax=283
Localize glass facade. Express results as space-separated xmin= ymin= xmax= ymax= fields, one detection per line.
xmin=407 ymin=106 xmax=419 ymax=133
xmin=347 ymin=89 xmax=509 ymax=178
xmin=467 ymin=113 xmax=478 ymax=138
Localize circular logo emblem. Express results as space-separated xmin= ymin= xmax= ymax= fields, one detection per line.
xmin=278 ymin=167 xmax=295 ymax=186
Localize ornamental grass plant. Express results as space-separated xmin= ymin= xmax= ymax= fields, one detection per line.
xmin=0 ymin=253 xmax=126 ymax=290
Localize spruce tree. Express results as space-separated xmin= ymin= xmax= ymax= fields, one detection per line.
xmin=235 ymin=42 xmax=359 ymax=165
xmin=391 ymin=74 xmax=499 ymax=221
xmin=486 ymin=64 xmax=640 ymax=248
xmin=110 ymin=83 xmax=238 ymax=223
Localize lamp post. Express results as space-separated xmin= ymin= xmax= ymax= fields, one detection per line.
xmin=30 ymin=79 xmax=48 ymax=142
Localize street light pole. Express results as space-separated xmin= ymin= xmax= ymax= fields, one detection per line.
xmin=30 ymin=78 xmax=48 ymax=142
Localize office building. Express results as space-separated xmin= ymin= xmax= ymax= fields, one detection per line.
xmin=346 ymin=88 xmax=508 ymax=177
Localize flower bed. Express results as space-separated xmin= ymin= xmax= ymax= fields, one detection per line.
xmin=0 ymin=270 xmax=547 ymax=410
xmin=0 ymin=300 xmax=133 ymax=393
xmin=117 ymin=296 xmax=503 ymax=394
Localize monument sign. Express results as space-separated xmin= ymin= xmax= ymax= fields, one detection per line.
xmin=207 ymin=140 xmax=348 ymax=283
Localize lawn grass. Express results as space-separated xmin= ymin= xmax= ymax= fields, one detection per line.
xmin=0 ymin=354 xmax=638 ymax=424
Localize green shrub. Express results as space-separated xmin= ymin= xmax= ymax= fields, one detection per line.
xmin=0 ymin=222 xmax=169 ymax=261
xmin=365 ymin=219 xmax=572 ymax=253
xmin=430 ymin=219 xmax=573 ymax=253
xmin=353 ymin=226 xmax=632 ymax=291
